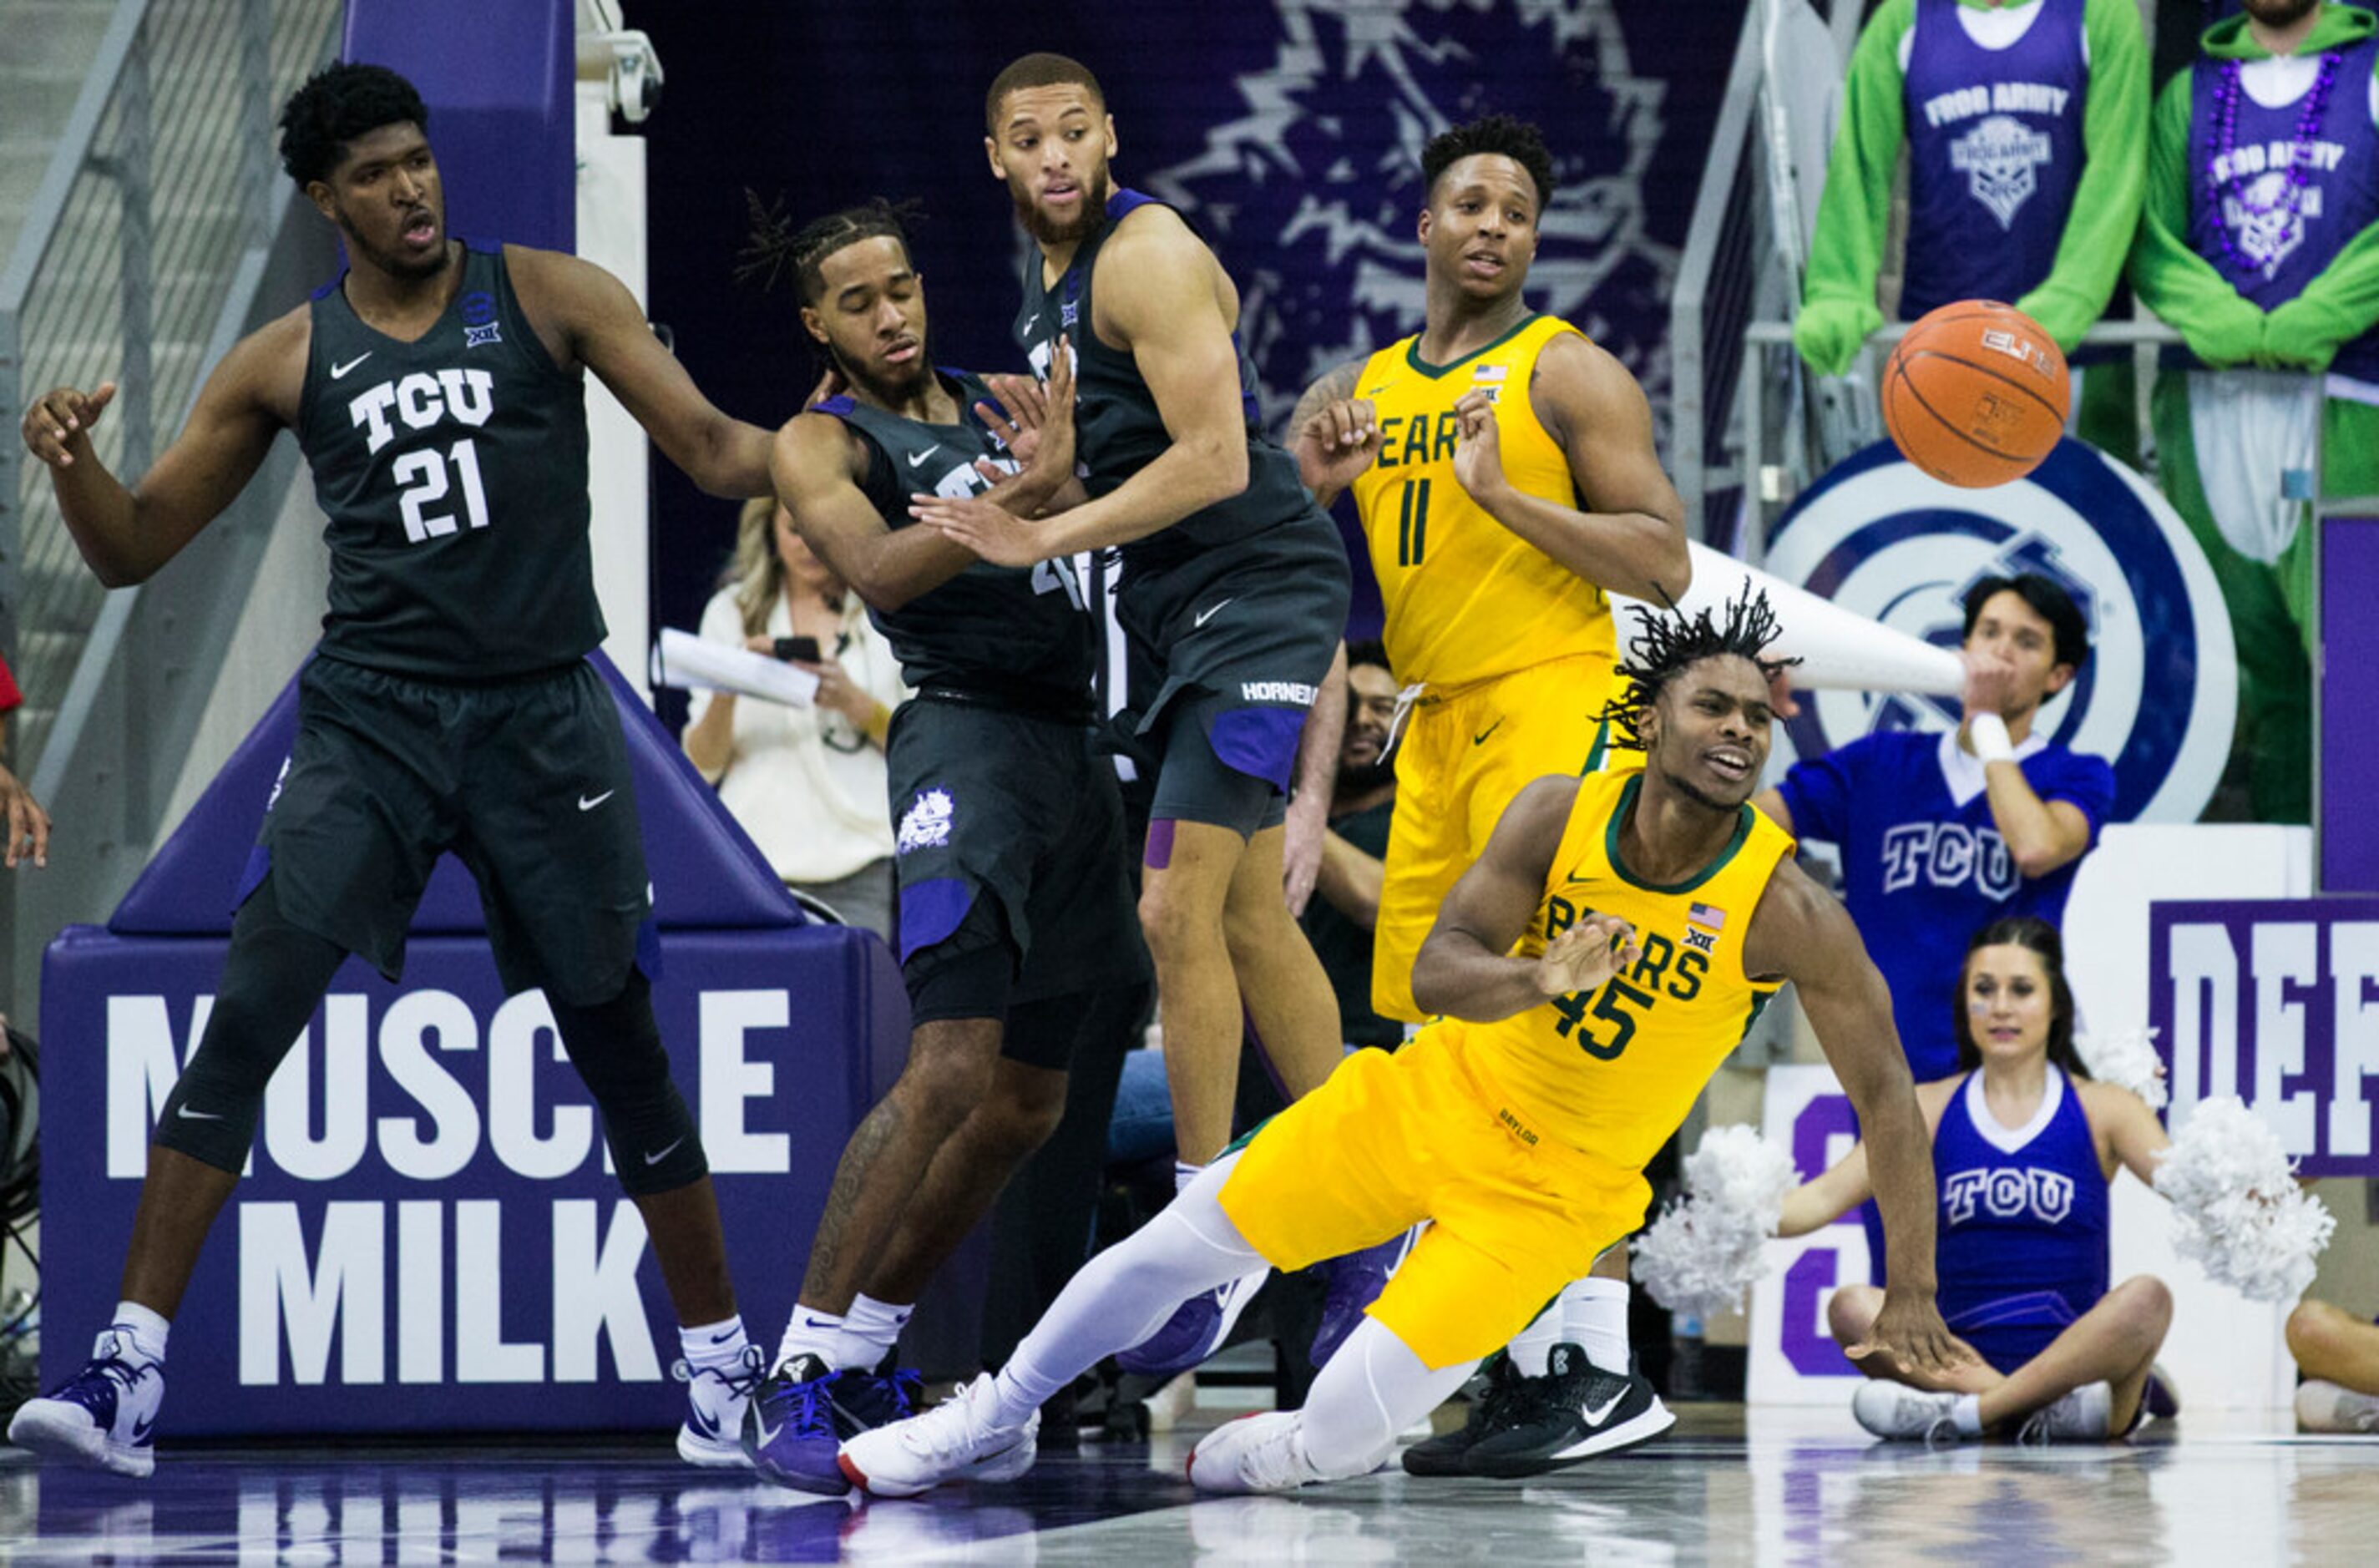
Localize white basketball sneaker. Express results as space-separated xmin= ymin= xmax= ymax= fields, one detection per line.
xmin=1187 ymin=1411 xmax=1323 ymax=1495
xmin=8 ymin=1326 xmax=166 ymax=1478
xmin=837 ymin=1373 xmax=1038 ymax=1498
xmin=1850 ymin=1382 xmax=1964 ymax=1444
xmin=2017 ymin=1381 xmax=2112 ymax=1445
xmin=2295 ymin=1379 xmax=2379 ymax=1434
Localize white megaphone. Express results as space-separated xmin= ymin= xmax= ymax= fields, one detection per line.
xmin=1608 ymin=541 xmax=1964 ymax=696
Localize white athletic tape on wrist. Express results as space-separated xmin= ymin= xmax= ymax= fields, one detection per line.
xmin=1967 ymin=711 xmax=2015 ymax=765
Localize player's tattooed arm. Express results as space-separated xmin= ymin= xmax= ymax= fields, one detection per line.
xmin=1410 ymin=776 xmax=1585 ymax=1022
xmin=515 ymin=247 xmax=776 ymax=498
xmin=1750 ymin=861 xmax=1966 ymax=1376
xmin=1287 ymin=357 xmax=1378 ymax=508
xmin=23 ymin=305 xmax=301 ymax=587
xmin=772 ymin=415 xmax=980 ymax=613
xmin=1459 ymin=329 xmax=1688 ymax=602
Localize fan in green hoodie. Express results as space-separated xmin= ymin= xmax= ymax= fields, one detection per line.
xmin=1796 ymin=0 xmax=2148 ymax=458
xmin=2130 ymin=0 xmax=2379 ymax=825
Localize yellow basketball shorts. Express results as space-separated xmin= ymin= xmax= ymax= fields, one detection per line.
xmin=1216 ymin=1028 xmax=1646 ymax=1369
xmin=1371 ymin=653 xmax=1622 ymax=1022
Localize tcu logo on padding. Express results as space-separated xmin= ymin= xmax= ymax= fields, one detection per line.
xmin=1943 ymin=1166 xmax=2075 ymax=1227
xmin=1765 ymin=438 xmax=2235 ymax=825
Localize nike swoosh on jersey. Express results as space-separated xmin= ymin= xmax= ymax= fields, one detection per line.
xmin=176 ymin=1105 xmax=224 ymax=1120
xmin=579 ymin=790 xmax=615 ymax=812
xmin=330 ymin=353 xmax=372 ymax=380
xmin=1194 ymin=598 xmax=1234 ymax=628
xmin=1473 ymin=719 xmax=1505 ymax=746
xmin=909 ymin=446 xmax=941 ymax=468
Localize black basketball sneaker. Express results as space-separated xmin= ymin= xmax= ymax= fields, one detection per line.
xmin=1460 ymin=1342 xmax=1674 ymax=1478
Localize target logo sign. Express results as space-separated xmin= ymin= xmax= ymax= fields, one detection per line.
xmin=1765 ymin=436 xmax=2235 ymax=824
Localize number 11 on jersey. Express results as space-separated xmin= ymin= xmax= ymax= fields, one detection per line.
xmin=1396 ymin=478 xmax=1431 ymax=567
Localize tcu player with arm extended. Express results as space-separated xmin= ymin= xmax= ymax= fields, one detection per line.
xmin=730 ymin=200 xmax=1143 ymax=1495
xmin=917 ymin=53 xmax=1355 ymax=1376
xmin=8 ymin=63 xmax=778 ymax=1478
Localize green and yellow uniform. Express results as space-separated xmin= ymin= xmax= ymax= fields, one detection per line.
xmin=1219 ymin=770 xmax=1795 ymax=1368
xmin=1350 ymin=313 xmax=1620 ymax=1022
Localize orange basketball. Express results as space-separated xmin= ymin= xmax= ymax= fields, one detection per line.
xmin=1880 ymin=301 xmax=2069 ymax=488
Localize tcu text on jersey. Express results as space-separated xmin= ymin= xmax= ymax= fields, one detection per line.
xmin=348 ymin=369 xmax=498 ymax=544
xmin=1942 ymin=1165 xmax=2076 ymax=1226
xmin=1880 ymin=821 xmax=2017 ymax=899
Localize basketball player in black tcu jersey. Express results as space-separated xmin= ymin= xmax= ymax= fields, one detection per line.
xmin=726 ymin=201 xmax=1143 ymax=1494
xmin=10 ymin=64 xmax=780 ymax=1478
xmin=918 ymin=53 xmax=1357 ymax=1377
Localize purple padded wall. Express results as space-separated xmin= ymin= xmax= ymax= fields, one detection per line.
xmin=342 ymin=0 xmax=576 ymax=255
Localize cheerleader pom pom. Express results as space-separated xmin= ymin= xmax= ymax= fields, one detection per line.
xmin=2075 ymin=1026 xmax=2167 ymax=1111
xmin=1632 ymin=1125 xmax=1798 ymax=1318
xmin=2152 ymin=1095 xmax=2336 ymax=1302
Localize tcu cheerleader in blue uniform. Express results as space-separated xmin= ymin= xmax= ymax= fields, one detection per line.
xmin=1780 ymin=918 xmax=2173 ymax=1442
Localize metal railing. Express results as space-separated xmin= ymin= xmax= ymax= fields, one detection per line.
xmin=0 ymin=0 xmax=340 ymax=781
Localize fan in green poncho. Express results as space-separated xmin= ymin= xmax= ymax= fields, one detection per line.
xmin=2130 ymin=0 xmax=2379 ymax=825
xmin=1796 ymin=0 xmax=2148 ymax=459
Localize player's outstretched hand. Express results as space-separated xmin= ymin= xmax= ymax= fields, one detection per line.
xmin=1847 ymin=1287 xmax=1970 ymax=1380
xmin=22 ymin=382 xmax=117 ymax=468
xmin=1293 ymin=395 xmax=1381 ymax=495
xmin=1450 ymin=388 xmax=1506 ymax=503
xmin=915 ymin=493 xmax=1044 ymax=568
xmin=0 ymin=763 xmax=51 ymax=870
xmin=1535 ymin=913 xmax=1638 ymax=999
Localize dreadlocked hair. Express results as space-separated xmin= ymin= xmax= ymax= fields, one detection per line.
xmin=1597 ymin=583 xmax=1799 ymax=753
xmin=735 ymin=192 xmax=924 ymax=305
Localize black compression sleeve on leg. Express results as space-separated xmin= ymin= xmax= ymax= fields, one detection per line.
xmin=546 ymin=966 xmax=709 ymax=1196
xmin=154 ymin=872 xmax=351 ymax=1173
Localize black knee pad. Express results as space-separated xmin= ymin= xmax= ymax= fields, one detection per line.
xmin=545 ymin=968 xmax=708 ymax=1196
xmin=154 ymin=873 xmax=349 ymax=1173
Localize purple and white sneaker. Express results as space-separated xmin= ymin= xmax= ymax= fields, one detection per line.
xmin=1117 ymin=1266 xmax=1268 ymax=1379
xmin=8 ymin=1326 xmax=165 ymax=1478
xmin=747 ymin=1353 xmax=923 ymax=1495
xmin=1309 ymin=1230 xmax=1418 ymax=1368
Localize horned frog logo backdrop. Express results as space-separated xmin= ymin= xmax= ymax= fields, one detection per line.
xmin=1135 ymin=0 xmax=1681 ymax=435
xmin=1765 ymin=437 xmax=2235 ymax=824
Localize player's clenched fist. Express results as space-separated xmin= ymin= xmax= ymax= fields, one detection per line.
xmin=21 ymin=382 xmax=118 ymax=468
xmin=1535 ymin=912 xmax=1638 ymax=999
xmin=1293 ymin=396 xmax=1381 ymax=494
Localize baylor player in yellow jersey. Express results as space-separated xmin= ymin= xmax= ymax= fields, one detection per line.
xmin=1288 ymin=114 xmax=1691 ymax=1474
xmin=838 ymin=591 xmax=1962 ymax=1500
xmin=1290 ymin=116 xmax=1689 ymax=1028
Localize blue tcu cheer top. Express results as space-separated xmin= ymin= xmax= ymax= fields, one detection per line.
xmin=1931 ymin=1064 xmax=2110 ymax=1373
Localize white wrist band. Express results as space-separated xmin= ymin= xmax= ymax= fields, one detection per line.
xmin=1967 ymin=711 xmax=2015 ymax=765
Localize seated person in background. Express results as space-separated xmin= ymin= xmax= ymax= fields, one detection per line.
xmin=1754 ymin=574 xmax=2113 ymax=1087
xmin=1780 ymin=918 xmax=2173 ymax=1444
xmin=1301 ymin=640 xmax=1406 ymax=1053
xmin=0 ymin=652 xmax=49 ymax=871
xmin=681 ymin=496 xmax=910 ymax=938
xmin=2287 ymin=1298 xmax=2379 ymax=1432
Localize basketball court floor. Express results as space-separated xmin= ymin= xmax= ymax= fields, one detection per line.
xmin=2 ymin=1403 xmax=2371 ymax=1564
